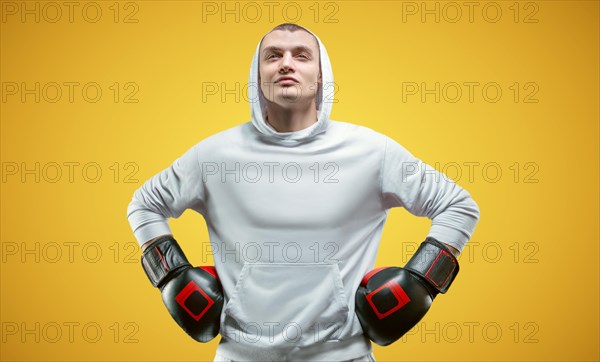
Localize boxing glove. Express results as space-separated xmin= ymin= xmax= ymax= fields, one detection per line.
xmin=141 ymin=235 xmax=224 ymax=342
xmin=355 ymin=237 xmax=459 ymax=346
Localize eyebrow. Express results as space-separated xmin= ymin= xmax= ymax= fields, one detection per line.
xmin=262 ymin=45 xmax=314 ymax=56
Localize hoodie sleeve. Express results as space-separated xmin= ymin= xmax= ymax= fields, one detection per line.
xmin=126 ymin=143 xmax=207 ymax=247
xmin=381 ymin=135 xmax=480 ymax=253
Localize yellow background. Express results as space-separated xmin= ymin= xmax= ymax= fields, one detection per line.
xmin=1 ymin=1 xmax=598 ymax=361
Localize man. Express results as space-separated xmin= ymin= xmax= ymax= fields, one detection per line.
xmin=127 ymin=23 xmax=480 ymax=361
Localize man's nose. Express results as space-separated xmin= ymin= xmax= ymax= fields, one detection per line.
xmin=280 ymin=53 xmax=294 ymax=71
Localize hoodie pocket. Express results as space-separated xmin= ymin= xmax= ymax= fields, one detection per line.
xmin=221 ymin=262 xmax=350 ymax=349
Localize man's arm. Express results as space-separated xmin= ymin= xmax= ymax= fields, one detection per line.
xmin=380 ymin=135 xmax=480 ymax=253
xmin=126 ymin=142 xmax=206 ymax=248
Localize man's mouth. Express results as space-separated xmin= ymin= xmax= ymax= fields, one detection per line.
xmin=275 ymin=77 xmax=299 ymax=84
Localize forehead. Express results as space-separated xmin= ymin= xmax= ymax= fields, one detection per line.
xmin=260 ymin=30 xmax=319 ymax=54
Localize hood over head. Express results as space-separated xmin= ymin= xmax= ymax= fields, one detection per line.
xmin=248 ymin=25 xmax=334 ymax=145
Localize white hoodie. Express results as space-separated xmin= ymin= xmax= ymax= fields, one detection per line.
xmin=127 ymin=27 xmax=480 ymax=361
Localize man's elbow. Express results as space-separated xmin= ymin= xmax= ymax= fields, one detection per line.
xmin=470 ymin=197 xmax=481 ymax=223
xmin=461 ymin=190 xmax=481 ymax=223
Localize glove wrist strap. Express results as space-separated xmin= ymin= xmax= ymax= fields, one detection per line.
xmin=405 ymin=237 xmax=459 ymax=294
xmin=141 ymin=235 xmax=191 ymax=288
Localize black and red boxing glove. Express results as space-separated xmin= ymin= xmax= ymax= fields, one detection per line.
xmin=355 ymin=237 xmax=459 ymax=346
xmin=141 ymin=235 xmax=224 ymax=342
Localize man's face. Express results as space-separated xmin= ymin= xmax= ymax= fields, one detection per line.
xmin=259 ymin=30 xmax=322 ymax=109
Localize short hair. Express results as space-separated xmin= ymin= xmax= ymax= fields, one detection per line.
xmin=262 ymin=23 xmax=319 ymax=55
xmin=270 ymin=22 xmax=312 ymax=34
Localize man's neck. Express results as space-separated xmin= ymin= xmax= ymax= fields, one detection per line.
xmin=265 ymin=103 xmax=318 ymax=132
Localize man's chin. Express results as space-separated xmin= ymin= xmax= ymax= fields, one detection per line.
xmin=276 ymin=86 xmax=315 ymax=100
xmin=275 ymin=83 xmax=303 ymax=94
xmin=271 ymin=96 xmax=315 ymax=109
